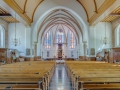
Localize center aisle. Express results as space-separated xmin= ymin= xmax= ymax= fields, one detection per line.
xmin=49 ymin=64 xmax=72 ymax=90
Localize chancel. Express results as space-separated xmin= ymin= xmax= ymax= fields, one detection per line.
xmin=0 ymin=0 xmax=120 ymax=90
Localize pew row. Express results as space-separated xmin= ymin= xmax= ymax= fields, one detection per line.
xmin=65 ymin=61 xmax=120 ymax=90
xmin=0 ymin=61 xmax=56 ymax=90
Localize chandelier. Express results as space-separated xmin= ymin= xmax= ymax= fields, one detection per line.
xmin=100 ymin=14 xmax=110 ymax=45
xmin=11 ymin=13 xmax=21 ymax=46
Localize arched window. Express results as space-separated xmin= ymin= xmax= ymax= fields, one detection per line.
xmin=44 ymin=31 xmax=51 ymax=49
xmin=70 ymin=31 xmax=75 ymax=49
xmin=56 ymin=29 xmax=64 ymax=43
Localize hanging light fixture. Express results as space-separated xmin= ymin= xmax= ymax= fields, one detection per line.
xmin=100 ymin=14 xmax=110 ymax=45
xmin=11 ymin=13 xmax=21 ymax=46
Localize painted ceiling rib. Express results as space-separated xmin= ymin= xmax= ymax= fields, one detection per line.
xmin=93 ymin=0 xmax=98 ymax=13
xmin=23 ymin=0 xmax=28 ymax=14
xmin=32 ymin=0 xmax=44 ymax=22
xmin=76 ymin=0 xmax=89 ymax=22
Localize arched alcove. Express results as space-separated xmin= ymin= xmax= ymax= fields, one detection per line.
xmin=115 ymin=24 xmax=120 ymax=47
xmin=0 ymin=25 xmax=5 ymax=48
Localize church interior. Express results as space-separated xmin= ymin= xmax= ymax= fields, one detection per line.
xmin=0 ymin=0 xmax=120 ymax=90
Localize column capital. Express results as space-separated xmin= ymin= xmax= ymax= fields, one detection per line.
xmin=83 ymin=41 xmax=87 ymax=44
xmin=33 ymin=42 xmax=37 ymax=45
xmin=25 ymin=25 xmax=31 ymax=28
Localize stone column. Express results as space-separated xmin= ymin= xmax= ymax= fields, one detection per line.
xmin=112 ymin=27 xmax=115 ymax=47
xmin=25 ymin=26 xmax=32 ymax=56
xmin=33 ymin=42 xmax=37 ymax=56
xmin=83 ymin=41 xmax=87 ymax=60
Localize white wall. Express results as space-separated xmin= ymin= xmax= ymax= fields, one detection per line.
xmin=94 ymin=22 xmax=112 ymax=55
xmin=8 ymin=23 xmax=26 ymax=55
xmin=89 ymin=26 xmax=95 ymax=57
xmin=25 ymin=27 xmax=31 ymax=49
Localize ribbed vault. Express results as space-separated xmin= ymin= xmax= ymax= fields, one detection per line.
xmin=37 ymin=9 xmax=83 ymax=43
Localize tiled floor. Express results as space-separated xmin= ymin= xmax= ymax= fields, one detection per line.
xmin=49 ymin=64 xmax=72 ymax=90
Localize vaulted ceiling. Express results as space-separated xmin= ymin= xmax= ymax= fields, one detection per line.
xmin=38 ymin=9 xmax=81 ymax=39
xmin=77 ymin=0 xmax=116 ymax=23
xmin=2 ymin=0 xmax=119 ymax=25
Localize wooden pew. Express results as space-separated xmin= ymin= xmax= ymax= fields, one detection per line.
xmin=65 ymin=61 xmax=120 ymax=90
xmin=83 ymin=84 xmax=120 ymax=90
xmin=0 ymin=84 xmax=38 ymax=90
xmin=0 ymin=61 xmax=56 ymax=90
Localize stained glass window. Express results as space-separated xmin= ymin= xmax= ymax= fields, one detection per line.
xmin=70 ymin=31 xmax=75 ymax=49
xmin=44 ymin=31 xmax=51 ymax=49
xmin=56 ymin=29 xmax=64 ymax=43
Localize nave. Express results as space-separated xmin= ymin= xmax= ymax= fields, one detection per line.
xmin=0 ymin=60 xmax=120 ymax=90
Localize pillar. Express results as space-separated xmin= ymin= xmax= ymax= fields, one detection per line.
xmin=83 ymin=41 xmax=87 ymax=60
xmin=33 ymin=42 xmax=37 ymax=56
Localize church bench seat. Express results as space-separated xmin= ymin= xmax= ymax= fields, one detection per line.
xmin=81 ymin=84 xmax=120 ymax=90
xmin=66 ymin=61 xmax=120 ymax=90
xmin=0 ymin=84 xmax=38 ymax=90
xmin=0 ymin=78 xmax=39 ymax=83
xmin=78 ymin=77 xmax=120 ymax=82
xmin=0 ymin=70 xmax=48 ymax=74
xmin=0 ymin=73 xmax=47 ymax=78
xmin=71 ymin=74 xmax=120 ymax=89
xmin=0 ymin=61 xmax=55 ymax=90
xmin=74 ymin=73 xmax=120 ymax=78
xmin=71 ymin=70 xmax=120 ymax=73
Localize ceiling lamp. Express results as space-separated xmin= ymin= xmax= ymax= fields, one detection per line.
xmin=100 ymin=20 xmax=110 ymax=45
xmin=11 ymin=13 xmax=21 ymax=46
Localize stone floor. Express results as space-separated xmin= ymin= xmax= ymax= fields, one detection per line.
xmin=49 ymin=64 xmax=72 ymax=90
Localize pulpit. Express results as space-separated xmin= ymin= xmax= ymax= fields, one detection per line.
xmin=108 ymin=48 xmax=120 ymax=63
